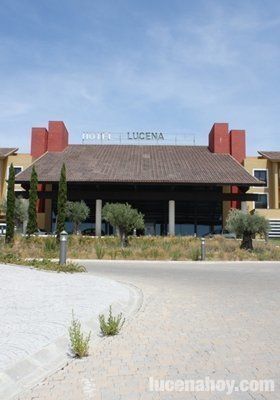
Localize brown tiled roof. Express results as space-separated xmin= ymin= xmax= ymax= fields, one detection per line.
xmin=16 ymin=145 xmax=261 ymax=186
xmin=0 ymin=148 xmax=18 ymax=158
xmin=258 ymin=151 xmax=280 ymax=161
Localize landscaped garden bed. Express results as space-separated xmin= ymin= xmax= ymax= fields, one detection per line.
xmin=0 ymin=235 xmax=279 ymax=262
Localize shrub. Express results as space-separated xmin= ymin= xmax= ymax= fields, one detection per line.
xmin=170 ymin=249 xmax=181 ymax=260
xmin=99 ymin=305 xmax=125 ymax=336
xmin=95 ymin=243 xmax=105 ymax=259
xmin=69 ymin=311 xmax=91 ymax=358
xmin=189 ymin=246 xmax=200 ymax=261
xmin=121 ymin=248 xmax=132 ymax=259
xmin=109 ymin=249 xmax=118 ymax=260
xmin=44 ymin=237 xmax=58 ymax=254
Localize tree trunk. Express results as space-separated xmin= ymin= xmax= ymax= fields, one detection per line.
xmin=240 ymin=232 xmax=253 ymax=250
xmin=119 ymin=229 xmax=128 ymax=247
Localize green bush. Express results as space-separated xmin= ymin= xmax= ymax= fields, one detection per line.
xmin=0 ymin=253 xmax=19 ymax=264
xmin=189 ymin=246 xmax=200 ymax=261
xmin=44 ymin=237 xmax=58 ymax=254
xmin=95 ymin=243 xmax=105 ymax=259
xmin=99 ymin=305 xmax=125 ymax=336
xmin=69 ymin=311 xmax=91 ymax=358
xmin=108 ymin=249 xmax=118 ymax=260
xmin=170 ymin=249 xmax=181 ymax=260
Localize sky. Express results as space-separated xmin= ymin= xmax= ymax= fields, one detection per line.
xmin=0 ymin=0 xmax=279 ymax=154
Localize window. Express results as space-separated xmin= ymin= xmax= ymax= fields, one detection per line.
xmin=255 ymin=194 xmax=268 ymax=209
xmin=254 ymin=169 xmax=268 ymax=186
xmin=14 ymin=166 xmax=23 ymax=176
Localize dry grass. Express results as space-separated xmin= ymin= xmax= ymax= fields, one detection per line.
xmin=0 ymin=234 xmax=279 ymax=261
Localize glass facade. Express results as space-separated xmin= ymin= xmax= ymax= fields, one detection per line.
xmin=50 ymin=183 xmax=224 ymax=237
xmin=52 ymin=199 xmax=222 ymax=237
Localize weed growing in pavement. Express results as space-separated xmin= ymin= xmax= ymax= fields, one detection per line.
xmin=99 ymin=305 xmax=125 ymax=336
xmin=69 ymin=311 xmax=91 ymax=358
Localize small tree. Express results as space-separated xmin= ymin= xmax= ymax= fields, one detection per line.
xmin=2 ymin=196 xmax=29 ymax=233
xmin=5 ymin=164 xmax=15 ymax=243
xmin=15 ymin=197 xmax=29 ymax=233
xmin=102 ymin=202 xmax=144 ymax=246
xmin=56 ymin=163 xmax=67 ymax=238
xmin=226 ymin=209 xmax=270 ymax=250
xmin=26 ymin=166 xmax=38 ymax=236
xmin=66 ymin=201 xmax=90 ymax=234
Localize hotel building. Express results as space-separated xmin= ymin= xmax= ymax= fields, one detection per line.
xmin=14 ymin=120 xmax=263 ymax=236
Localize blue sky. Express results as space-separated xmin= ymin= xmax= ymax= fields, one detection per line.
xmin=0 ymin=0 xmax=279 ymax=154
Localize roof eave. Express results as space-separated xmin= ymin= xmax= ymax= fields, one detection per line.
xmin=15 ymin=179 xmax=263 ymax=186
xmin=0 ymin=147 xmax=19 ymax=159
xmin=258 ymin=151 xmax=280 ymax=161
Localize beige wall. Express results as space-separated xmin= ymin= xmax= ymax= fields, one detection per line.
xmin=1 ymin=153 xmax=32 ymax=200
xmin=244 ymin=157 xmax=279 ymax=211
xmin=254 ymin=208 xmax=280 ymax=219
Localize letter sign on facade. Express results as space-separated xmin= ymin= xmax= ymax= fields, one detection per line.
xmin=127 ymin=132 xmax=165 ymax=141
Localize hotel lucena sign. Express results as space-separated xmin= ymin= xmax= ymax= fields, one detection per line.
xmin=82 ymin=132 xmax=165 ymax=142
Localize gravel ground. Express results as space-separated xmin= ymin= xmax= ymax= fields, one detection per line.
xmin=0 ymin=264 xmax=130 ymax=372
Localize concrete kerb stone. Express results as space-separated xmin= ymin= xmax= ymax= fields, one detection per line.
xmin=0 ymin=265 xmax=143 ymax=400
xmin=72 ymin=258 xmax=280 ymax=264
xmin=23 ymin=258 xmax=280 ymax=265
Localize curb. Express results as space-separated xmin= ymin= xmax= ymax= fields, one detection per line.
xmin=72 ymin=259 xmax=280 ymax=264
xmin=0 ymin=272 xmax=142 ymax=400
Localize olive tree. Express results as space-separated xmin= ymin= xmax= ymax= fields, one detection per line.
xmin=102 ymin=202 xmax=145 ymax=246
xmin=66 ymin=201 xmax=90 ymax=234
xmin=1 ymin=196 xmax=29 ymax=233
xmin=226 ymin=209 xmax=270 ymax=250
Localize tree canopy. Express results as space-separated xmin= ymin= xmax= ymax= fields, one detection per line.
xmin=66 ymin=201 xmax=90 ymax=234
xmin=102 ymin=202 xmax=144 ymax=246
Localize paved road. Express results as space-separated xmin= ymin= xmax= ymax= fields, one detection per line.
xmin=18 ymin=261 xmax=280 ymax=399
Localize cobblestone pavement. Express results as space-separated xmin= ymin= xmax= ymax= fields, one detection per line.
xmin=17 ymin=261 xmax=280 ymax=399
